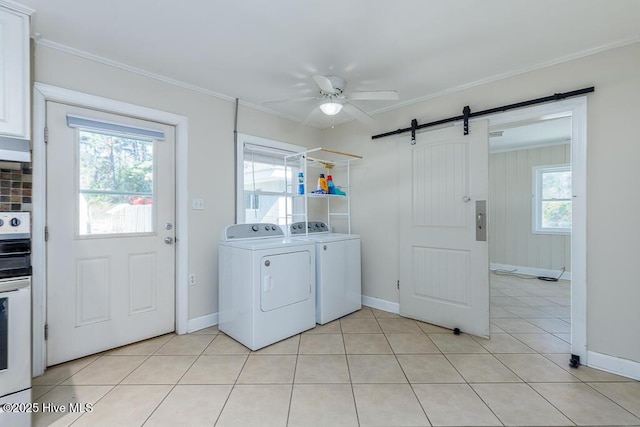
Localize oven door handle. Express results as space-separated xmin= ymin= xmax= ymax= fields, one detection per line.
xmin=0 ymin=251 xmax=30 ymax=256
xmin=0 ymin=280 xmax=30 ymax=293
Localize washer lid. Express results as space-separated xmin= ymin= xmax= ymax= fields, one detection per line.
xmin=292 ymin=233 xmax=360 ymax=242
xmin=219 ymin=237 xmax=315 ymax=251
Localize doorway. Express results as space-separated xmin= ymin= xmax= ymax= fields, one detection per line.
xmin=486 ymin=97 xmax=587 ymax=362
xmin=488 ymin=117 xmax=573 ymax=349
xmin=31 ymin=83 xmax=190 ymax=376
xmin=45 ymin=101 xmax=177 ymax=366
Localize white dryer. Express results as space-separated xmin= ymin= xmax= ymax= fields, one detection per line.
xmin=218 ymin=223 xmax=316 ymax=350
xmin=290 ymin=221 xmax=361 ymax=324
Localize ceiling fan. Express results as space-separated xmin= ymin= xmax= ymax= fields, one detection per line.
xmin=265 ymin=74 xmax=399 ymax=125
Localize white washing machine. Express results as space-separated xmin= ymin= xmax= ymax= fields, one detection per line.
xmin=290 ymin=221 xmax=361 ymax=324
xmin=218 ymin=223 xmax=316 ymax=350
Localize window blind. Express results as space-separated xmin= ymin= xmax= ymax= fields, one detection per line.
xmin=67 ymin=114 xmax=165 ymax=140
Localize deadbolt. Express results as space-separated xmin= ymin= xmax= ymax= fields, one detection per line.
xmin=164 ymin=223 xmax=173 ymax=230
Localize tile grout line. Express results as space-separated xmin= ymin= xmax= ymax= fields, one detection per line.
xmin=68 ymin=341 xmax=164 ymax=425
xmin=339 ymin=315 xmax=363 ymax=427
xmin=139 ymin=333 xmax=217 ymax=426
xmin=283 ymin=332 xmax=302 ymax=427
xmin=211 ymin=333 xmax=252 ymax=427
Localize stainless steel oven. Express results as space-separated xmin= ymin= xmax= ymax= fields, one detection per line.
xmin=0 ymin=212 xmax=31 ymax=427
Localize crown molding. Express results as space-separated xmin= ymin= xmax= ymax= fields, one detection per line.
xmin=35 ymin=38 xmax=301 ymax=124
xmin=0 ymin=0 xmax=35 ymax=15
xmin=368 ymin=37 xmax=640 ymax=117
xmin=35 ymin=35 xmax=640 ymax=128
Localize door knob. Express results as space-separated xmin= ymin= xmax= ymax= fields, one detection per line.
xmin=164 ymin=237 xmax=174 ymax=244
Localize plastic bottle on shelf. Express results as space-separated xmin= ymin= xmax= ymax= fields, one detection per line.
xmin=297 ymin=171 xmax=304 ymax=195
xmin=316 ymin=174 xmax=328 ymax=194
xmin=327 ymin=175 xmax=336 ymax=194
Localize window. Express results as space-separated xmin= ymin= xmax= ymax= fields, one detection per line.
xmin=78 ymin=130 xmax=155 ymax=235
xmin=533 ymin=164 xmax=572 ymax=234
xmin=236 ymin=134 xmax=305 ymax=225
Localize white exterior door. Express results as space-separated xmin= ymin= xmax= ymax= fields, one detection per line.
xmin=399 ymin=121 xmax=490 ymax=338
xmin=45 ymin=101 xmax=176 ymax=365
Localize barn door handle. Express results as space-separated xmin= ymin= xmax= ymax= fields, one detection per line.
xmin=475 ymin=200 xmax=487 ymax=242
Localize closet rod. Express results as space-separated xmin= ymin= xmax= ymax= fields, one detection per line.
xmin=371 ymin=86 xmax=594 ymax=140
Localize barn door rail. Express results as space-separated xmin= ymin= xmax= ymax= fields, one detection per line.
xmin=371 ymin=87 xmax=594 ymax=143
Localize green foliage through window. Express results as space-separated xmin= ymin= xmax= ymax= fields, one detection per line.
xmin=533 ymin=165 xmax=572 ymax=234
xmin=78 ymin=130 xmax=154 ymax=235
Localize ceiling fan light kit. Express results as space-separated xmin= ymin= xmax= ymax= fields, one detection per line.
xmin=319 ymin=98 xmax=343 ymax=116
xmin=265 ymin=74 xmax=399 ymax=125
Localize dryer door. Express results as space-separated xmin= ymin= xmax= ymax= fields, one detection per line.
xmin=261 ymin=250 xmax=312 ymax=312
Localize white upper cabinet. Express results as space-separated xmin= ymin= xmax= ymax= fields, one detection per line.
xmin=0 ymin=2 xmax=32 ymax=140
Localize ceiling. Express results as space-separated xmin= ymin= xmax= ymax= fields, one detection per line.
xmin=489 ymin=117 xmax=572 ymax=153
xmin=18 ymin=0 xmax=640 ymax=128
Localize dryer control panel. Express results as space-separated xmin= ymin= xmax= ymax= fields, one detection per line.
xmin=223 ymin=223 xmax=284 ymax=240
xmin=290 ymin=221 xmax=329 ymax=235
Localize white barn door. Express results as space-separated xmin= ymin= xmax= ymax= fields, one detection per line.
xmin=399 ymin=121 xmax=490 ymax=338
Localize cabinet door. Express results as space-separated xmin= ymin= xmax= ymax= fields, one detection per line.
xmin=0 ymin=7 xmax=29 ymax=139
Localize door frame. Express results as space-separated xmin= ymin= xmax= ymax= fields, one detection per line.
xmin=484 ymin=96 xmax=587 ymax=362
xmin=31 ymin=83 xmax=190 ymax=376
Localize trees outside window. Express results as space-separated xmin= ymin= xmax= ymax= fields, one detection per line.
xmin=533 ymin=164 xmax=571 ymax=234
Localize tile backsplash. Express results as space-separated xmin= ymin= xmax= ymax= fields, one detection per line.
xmin=0 ymin=167 xmax=32 ymax=211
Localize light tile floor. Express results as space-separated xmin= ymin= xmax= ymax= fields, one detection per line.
xmin=31 ymin=274 xmax=640 ymax=426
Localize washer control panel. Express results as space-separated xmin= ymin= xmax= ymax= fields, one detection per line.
xmin=290 ymin=221 xmax=328 ymax=235
xmin=223 ymin=223 xmax=284 ymax=240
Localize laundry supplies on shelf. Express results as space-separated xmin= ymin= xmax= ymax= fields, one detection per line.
xmin=297 ymin=171 xmax=305 ymax=195
xmin=284 ymin=147 xmax=361 ymax=235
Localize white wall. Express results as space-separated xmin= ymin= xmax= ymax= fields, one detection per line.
xmin=490 ymin=144 xmax=571 ymax=272
xmin=34 ymin=43 xmax=322 ymax=321
xmin=320 ymin=42 xmax=640 ymax=364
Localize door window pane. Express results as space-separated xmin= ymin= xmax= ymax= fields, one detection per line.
xmin=78 ymin=130 xmax=154 ymax=235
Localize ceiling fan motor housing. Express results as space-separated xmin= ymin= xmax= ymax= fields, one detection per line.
xmin=323 ymin=75 xmax=346 ymax=95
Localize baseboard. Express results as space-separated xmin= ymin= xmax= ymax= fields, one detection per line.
xmin=187 ymin=312 xmax=218 ymax=333
xmin=587 ymin=350 xmax=640 ymax=381
xmin=491 ymin=263 xmax=572 ymax=281
xmin=362 ymin=295 xmax=399 ymax=314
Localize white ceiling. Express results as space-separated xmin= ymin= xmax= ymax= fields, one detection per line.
xmin=18 ymin=0 xmax=640 ymax=128
xmin=489 ymin=117 xmax=572 ymax=153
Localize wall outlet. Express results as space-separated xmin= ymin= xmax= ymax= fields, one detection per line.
xmin=188 ymin=273 xmax=197 ymax=286
xmin=192 ymin=198 xmax=205 ymax=210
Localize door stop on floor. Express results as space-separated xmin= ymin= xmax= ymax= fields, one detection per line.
xmin=569 ymin=354 xmax=580 ymax=368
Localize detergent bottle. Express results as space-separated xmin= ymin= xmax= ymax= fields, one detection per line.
xmin=317 ymin=174 xmax=328 ymax=193
xmin=327 ymin=175 xmax=336 ymax=194
xmin=297 ymin=171 xmax=304 ymax=195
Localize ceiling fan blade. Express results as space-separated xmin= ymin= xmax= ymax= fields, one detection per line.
xmin=312 ymin=75 xmax=335 ymax=93
xmin=342 ymin=102 xmax=375 ymax=125
xmin=347 ymin=90 xmax=399 ymax=101
xmin=263 ymin=96 xmax=318 ymax=105
xmin=300 ymin=106 xmax=319 ymax=126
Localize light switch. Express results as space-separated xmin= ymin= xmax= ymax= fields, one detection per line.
xmin=192 ymin=198 xmax=205 ymax=210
